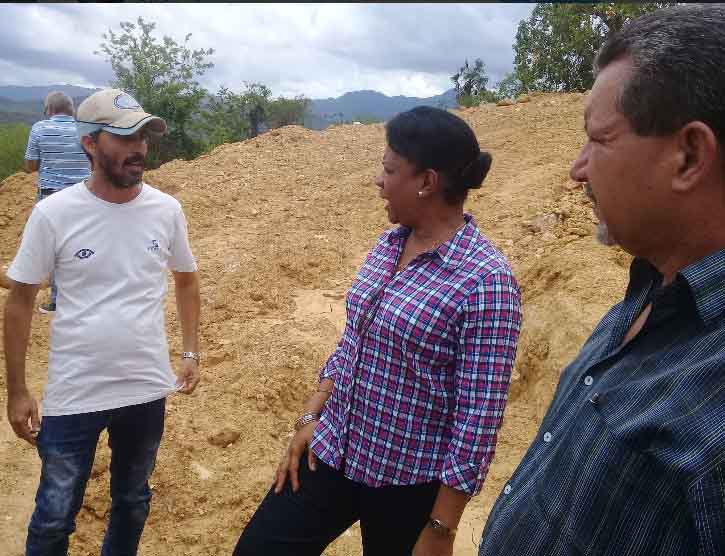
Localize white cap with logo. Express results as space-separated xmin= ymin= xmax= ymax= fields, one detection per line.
xmin=76 ymin=88 xmax=167 ymax=139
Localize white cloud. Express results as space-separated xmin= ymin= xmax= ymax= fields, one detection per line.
xmin=0 ymin=2 xmax=533 ymax=98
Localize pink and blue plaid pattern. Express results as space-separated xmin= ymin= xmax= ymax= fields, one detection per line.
xmin=310 ymin=215 xmax=522 ymax=495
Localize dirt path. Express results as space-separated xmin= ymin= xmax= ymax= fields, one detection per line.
xmin=0 ymin=93 xmax=631 ymax=555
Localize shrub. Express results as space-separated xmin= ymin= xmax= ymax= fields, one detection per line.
xmin=0 ymin=123 xmax=30 ymax=182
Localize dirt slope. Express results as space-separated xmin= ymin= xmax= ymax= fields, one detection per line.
xmin=0 ymin=93 xmax=631 ymax=555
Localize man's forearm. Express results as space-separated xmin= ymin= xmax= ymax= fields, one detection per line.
xmin=174 ymin=274 xmax=200 ymax=352
xmin=3 ymin=291 xmax=35 ymax=396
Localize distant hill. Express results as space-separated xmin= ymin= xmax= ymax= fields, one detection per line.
xmin=0 ymin=85 xmax=98 ymax=103
xmin=305 ymin=89 xmax=459 ymax=129
xmin=0 ymin=84 xmax=459 ymax=130
xmin=0 ymin=85 xmax=98 ymax=126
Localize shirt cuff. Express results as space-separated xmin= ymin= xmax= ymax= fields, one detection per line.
xmin=440 ymin=457 xmax=490 ymax=496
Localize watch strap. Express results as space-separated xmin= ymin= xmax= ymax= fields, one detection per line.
xmin=182 ymin=351 xmax=200 ymax=362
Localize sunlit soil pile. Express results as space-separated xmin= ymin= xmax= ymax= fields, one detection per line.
xmin=0 ymin=92 xmax=631 ymax=555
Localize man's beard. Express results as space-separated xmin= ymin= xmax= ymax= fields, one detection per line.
xmin=96 ymin=149 xmax=145 ymax=189
xmin=595 ymin=221 xmax=617 ymax=246
xmin=583 ymin=182 xmax=617 ymax=246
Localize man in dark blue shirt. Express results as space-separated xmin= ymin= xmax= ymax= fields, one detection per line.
xmin=479 ymin=5 xmax=725 ymax=556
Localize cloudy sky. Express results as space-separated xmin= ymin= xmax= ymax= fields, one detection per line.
xmin=0 ymin=3 xmax=534 ymax=99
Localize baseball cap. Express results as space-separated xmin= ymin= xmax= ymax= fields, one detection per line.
xmin=76 ymin=88 xmax=167 ymax=139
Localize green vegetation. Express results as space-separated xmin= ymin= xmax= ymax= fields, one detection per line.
xmin=0 ymin=123 xmax=30 ymax=182
xmin=451 ymin=58 xmax=501 ymax=107
xmin=96 ymin=17 xmax=312 ymax=167
xmin=197 ymin=83 xmax=311 ymax=152
xmin=450 ymin=3 xmax=672 ymax=108
xmin=97 ymin=17 xmax=215 ymax=167
xmin=513 ymin=3 xmax=674 ymax=92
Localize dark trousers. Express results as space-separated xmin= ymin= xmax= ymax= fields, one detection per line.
xmin=233 ymin=454 xmax=440 ymax=556
xmin=26 ymin=398 xmax=166 ymax=556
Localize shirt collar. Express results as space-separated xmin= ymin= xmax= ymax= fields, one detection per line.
xmin=630 ymin=249 xmax=725 ymax=325
xmin=678 ymin=248 xmax=725 ymax=325
xmin=50 ymin=115 xmax=74 ymax=121
xmin=387 ymin=213 xmax=480 ymax=268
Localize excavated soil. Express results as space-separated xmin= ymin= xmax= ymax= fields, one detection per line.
xmin=0 ymin=93 xmax=631 ymax=555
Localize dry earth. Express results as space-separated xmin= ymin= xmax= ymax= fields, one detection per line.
xmin=0 ymin=93 xmax=631 ymax=555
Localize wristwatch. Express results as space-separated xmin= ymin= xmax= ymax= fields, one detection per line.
xmin=427 ymin=517 xmax=457 ymax=538
xmin=182 ymin=351 xmax=200 ymax=362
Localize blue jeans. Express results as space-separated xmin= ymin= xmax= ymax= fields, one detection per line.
xmin=36 ymin=188 xmax=59 ymax=305
xmin=26 ymin=398 xmax=166 ymax=556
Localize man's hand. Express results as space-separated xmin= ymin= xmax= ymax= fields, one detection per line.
xmin=7 ymin=390 xmax=40 ymax=445
xmin=412 ymin=524 xmax=455 ymax=556
xmin=175 ymin=358 xmax=200 ymax=394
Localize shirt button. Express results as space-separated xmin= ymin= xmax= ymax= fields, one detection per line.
xmin=584 ymin=375 xmax=594 ymax=386
xmin=543 ymin=432 xmax=552 ymax=442
xmin=503 ymin=484 xmax=512 ymax=494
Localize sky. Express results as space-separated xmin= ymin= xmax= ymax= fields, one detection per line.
xmin=0 ymin=3 xmax=534 ymax=99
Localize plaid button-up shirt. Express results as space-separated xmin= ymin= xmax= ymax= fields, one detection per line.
xmin=310 ymin=215 xmax=522 ymax=495
xmin=479 ymin=251 xmax=725 ymax=556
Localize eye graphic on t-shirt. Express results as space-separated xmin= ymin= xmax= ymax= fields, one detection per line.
xmin=74 ymin=249 xmax=95 ymax=260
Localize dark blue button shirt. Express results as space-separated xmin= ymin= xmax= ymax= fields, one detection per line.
xmin=479 ymin=250 xmax=725 ymax=556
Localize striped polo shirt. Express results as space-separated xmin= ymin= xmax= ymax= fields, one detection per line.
xmin=24 ymin=115 xmax=90 ymax=191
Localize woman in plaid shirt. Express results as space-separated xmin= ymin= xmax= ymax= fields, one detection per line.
xmin=234 ymin=107 xmax=522 ymax=556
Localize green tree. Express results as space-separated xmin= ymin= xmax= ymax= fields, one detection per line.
xmin=267 ymin=95 xmax=310 ymax=128
xmin=97 ymin=17 xmax=214 ymax=166
xmin=199 ymin=86 xmax=248 ymax=148
xmin=239 ymin=82 xmax=271 ymax=138
xmin=451 ymin=58 xmax=490 ymax=100
xmin=513 ymin=3 xmax=674 ymax=92
xmin=496 ymin=72 xmax=524 ymax=99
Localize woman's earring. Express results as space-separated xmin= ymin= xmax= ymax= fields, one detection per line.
xmin=418 ymin=191 xmax=423 ymax=197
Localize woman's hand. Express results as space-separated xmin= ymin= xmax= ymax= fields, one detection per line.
xmin=273 ymin=420 xmax=319 ymax=493
xmin=412 ymin=526 xmax=454 ymax=556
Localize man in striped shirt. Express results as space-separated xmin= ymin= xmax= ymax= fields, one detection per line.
xmin=23 ymin=91 xmax=90 ymax=312
xmin=479 ymin=5 xmax=725 ymax=556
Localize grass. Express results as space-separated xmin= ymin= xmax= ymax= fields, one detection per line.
xmin=0 ymin=123 xmax=30 ymax=182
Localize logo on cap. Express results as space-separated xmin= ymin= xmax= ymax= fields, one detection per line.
xmin=114 ymin=93 xmax=141 ymax=110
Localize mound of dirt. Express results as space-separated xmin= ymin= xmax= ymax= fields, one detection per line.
xmin=0 ymin=93 xmax=630 ymax=556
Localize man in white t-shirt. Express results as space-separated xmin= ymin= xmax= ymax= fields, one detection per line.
xmin=4 ymin=88 xmax=201 ymax=556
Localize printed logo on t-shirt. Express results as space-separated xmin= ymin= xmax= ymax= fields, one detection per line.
xmin=74 ymin=248 xmax=95 ymax=260
xmin=147 ymin=239 xmax=160 ymax=253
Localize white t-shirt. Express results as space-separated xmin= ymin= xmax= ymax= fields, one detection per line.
xmin=8 ymin=181 xmax=197 ymax=416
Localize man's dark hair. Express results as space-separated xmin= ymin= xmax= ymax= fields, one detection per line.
xmin=385 ymin=106 xmax=492 ymax=204
xmin=595 ymin=4 xmax=725 ymax=147
xmin=81 ymin=131 xmax=100 ymax=165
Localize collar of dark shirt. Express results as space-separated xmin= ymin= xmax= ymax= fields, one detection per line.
xmin=630 ymin=248 xmax=725 ymax=326
xmin=387 ymin=213 xmax=479 ymax=269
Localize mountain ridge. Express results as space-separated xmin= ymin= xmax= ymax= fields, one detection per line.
xmin=0 ymin=85 xmax=459 ymax=129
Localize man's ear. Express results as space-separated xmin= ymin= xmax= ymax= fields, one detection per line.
xmin=80 ymin=135 xmax=96 ymax=157
xmin=672 ymin=121 xmax=719 ymax=193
